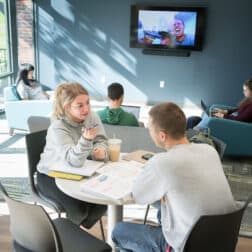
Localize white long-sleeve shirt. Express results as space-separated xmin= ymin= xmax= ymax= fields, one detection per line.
xmin=132 ymin=143 xmax=236 ymax=252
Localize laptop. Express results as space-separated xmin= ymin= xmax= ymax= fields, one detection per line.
xmin=121 ymin=105 xmax=140 ymax=119
xmin=200 ymin=99 xmax=210 ymax=116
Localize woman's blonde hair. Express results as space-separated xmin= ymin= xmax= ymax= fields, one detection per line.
xmin=52 ymin=82 xmax=89 ymax=119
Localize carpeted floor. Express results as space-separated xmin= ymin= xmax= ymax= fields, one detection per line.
xmin=0 ymin=177 xmax=31 ymax=202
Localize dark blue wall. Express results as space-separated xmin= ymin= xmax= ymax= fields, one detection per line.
xmin=36 ymin=0 xmax=252 ymax=106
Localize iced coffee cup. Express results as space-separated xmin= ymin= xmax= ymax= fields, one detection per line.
xmin=108 ymin=138 xmax=122 ymax=162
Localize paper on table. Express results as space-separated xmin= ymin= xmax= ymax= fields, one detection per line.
xmin=97 ymin=160 xmax=144 ymax=178
xmin=50 ymin=159 xmax=104 ymax=177
xmin=81 ymin=160 xmax=144 ymax=203
xmin=81 ymin=174 xmax=132 ymax=203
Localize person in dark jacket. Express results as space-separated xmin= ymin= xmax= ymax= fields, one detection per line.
xmin=190 ymin=78 xmax=252 ymax=130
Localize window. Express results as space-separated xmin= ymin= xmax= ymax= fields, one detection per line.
xmin=0 ymin=0 xmax=12 ymax=77
xmin=0 ymin=0 xmax=18 ymax=107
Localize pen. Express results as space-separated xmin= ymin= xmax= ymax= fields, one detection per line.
xmin=83 ymin=124 xmax=98 ymax=130
xmin=91 ymin=124 xmax=98 ymax=129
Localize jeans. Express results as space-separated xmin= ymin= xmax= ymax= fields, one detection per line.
xmin=112 ymin=222 xmax=170 ymax=252
xmin=195 ymin=113 xmax=210 ymax=129
xmin=186 ymin=116 xmax=202 ymax=129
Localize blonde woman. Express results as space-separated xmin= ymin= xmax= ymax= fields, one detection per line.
xmin=37 ymin=82 xmax=108 ymax=227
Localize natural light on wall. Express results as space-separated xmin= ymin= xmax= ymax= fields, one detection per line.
xmin=183 ymin=97 xmax=202 ymax=117
xmin=79 ymin=49 xmax=147 ymax=103
xmin=51 ymin=0 xmax=74 ymax=23
xmin=110 ymin=39 xmax=137 ymax=76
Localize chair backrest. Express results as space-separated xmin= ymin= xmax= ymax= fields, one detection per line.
xmin=3 ymin=86 xmax=21 ymax=102
xmin=27 ymin=116 xmax=51 ymax=133
xmin=25 ymin=130 xmax=47 ymax=193
xmin=103 ymin=124 xmax=163 ymax=153
xmin=0 ymin=182 xmax=62 ymax=252
xmin=183 ymin=196 xmax=252 ymax=252
xmin=25 ymin=130 xmax=64 ymax=212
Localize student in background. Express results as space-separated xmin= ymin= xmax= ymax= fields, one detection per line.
xmin=16 ymin=63 xmax=49 ymax=100
xmin=189 ymin=79 xmax=252 ymax=130
xmin=37 ymin=82 xmax=108 ymax=228
xmin=112 ymin=102 xmax=235 ymax=252
xmin=98 ymin=83 xmax=140 ymax=126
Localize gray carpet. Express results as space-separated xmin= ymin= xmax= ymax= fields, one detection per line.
xmin=0 ymin=133 xmax=26 ymax=154
xmin=0 ymin=177 xmax=32 ymax=202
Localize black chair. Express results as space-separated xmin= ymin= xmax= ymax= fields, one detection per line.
xmin=27 ymin=116 xmax=51 ymax=133
xmin=25 ymin=129 xmax=106 ymax=241
xmin=25 ymin=129 xmax=64 ymax=214
xmin=0 ymin=182 xmax=112 ymax=252
xmin=183 ymin=196 xmax=252 ymax=252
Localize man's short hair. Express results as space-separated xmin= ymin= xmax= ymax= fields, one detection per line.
xmin=108 ymin=83 xmax=124 ymax=100
xmin=149 ymin=102 xmax=186 ymax=139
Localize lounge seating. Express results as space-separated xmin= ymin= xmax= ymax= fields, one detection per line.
xmin=3 ymin=86 xmax=53 ymax=135
xmin=207 ymin=104 xmax=252 ymax=156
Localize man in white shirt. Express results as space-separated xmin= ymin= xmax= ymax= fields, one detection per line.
xmin=112 ymin=102 xmax=236 ymax=252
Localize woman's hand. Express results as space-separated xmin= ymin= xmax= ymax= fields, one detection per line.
xmin=212 ymin=112 xmax=224 ymax=118
xmin=82 ymin=127 xmax=98 ymax=140
xmin=214 ymin=108 xmax=228 ymax=114
xmin=93 ymin=149 xmax=106 ymax=160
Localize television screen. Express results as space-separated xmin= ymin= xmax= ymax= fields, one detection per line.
xmin=130 ymin=6 xmax=206 ymax=51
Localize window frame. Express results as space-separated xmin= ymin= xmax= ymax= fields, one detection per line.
xmin=0 ymin=0 xmax=18 ymax=83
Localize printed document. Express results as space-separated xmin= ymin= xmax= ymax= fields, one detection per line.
xmin=81 ymin=160 xmax=144 ymax=203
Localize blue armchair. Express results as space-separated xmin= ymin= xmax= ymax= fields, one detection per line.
xmin=207 ymin=104 xmax=252 ymax=157
xmin=4 ymin=86 xmax=53 ymax=135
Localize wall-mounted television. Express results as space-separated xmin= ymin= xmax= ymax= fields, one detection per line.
xmin=130 ymin=5 xmax=206 ymax=54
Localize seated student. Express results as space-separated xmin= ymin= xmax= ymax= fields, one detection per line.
xmin=98 ymin=83 xmax=140 ymax=126
xmin=188 ymin=78 xmax=252 ymax=130
xmin=37 ymin=82 xmax=108 ymax=228
xmin=112 ymin=102 xmax=236 ymax=252
xmin=16 ymin=63 xmax=49 ymax=100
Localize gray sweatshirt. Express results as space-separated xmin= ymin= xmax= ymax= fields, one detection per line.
xmin=37 ymin=110 xmax=109 ymax=175
xmin=132 ymin=143 xmax=236 ymax=252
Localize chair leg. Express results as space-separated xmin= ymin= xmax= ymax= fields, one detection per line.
xmin=99 ymin=218 xmax=105 ymax=241
xmin=9 ymin=128 xmax=14 ymax=136
xmin=144 ymin=204 xmax=150 ymax=225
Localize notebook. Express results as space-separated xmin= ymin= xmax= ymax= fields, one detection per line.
xmin=48 ymin=171 xmax=83 ymax=181
xmin=50 ymin=160 xmax=105 ymax=177
xmin=201 ymin=99 xmax=210 ymax=115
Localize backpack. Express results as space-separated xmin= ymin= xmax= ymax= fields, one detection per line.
xmin=189 ymin=128 xmax=216 ymax=148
